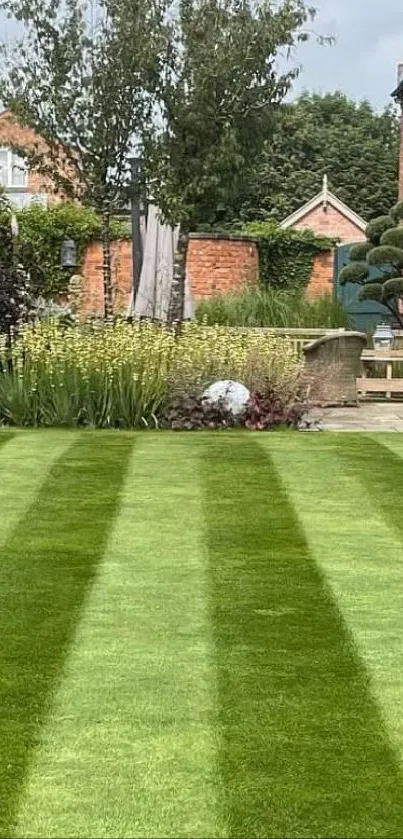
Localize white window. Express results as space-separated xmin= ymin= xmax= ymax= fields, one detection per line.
xmin=9 ymin=193 xmax=47 ymax=210
xmin=0 ymin=147 xmax=28 ymax=188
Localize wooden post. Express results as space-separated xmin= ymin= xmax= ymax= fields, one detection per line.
xmin=130 ymin=157 xmax=143 ymax=311
xmin=386 ymin=360 xmax=393 ymax=399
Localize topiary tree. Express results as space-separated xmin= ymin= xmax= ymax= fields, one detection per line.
xmin=339 ymin=200 xmax=403 ymax=328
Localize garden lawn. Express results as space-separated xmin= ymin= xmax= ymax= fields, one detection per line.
xmin=1 ymin=432 xmax=403 ymax=837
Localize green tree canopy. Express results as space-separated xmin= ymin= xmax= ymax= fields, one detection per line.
xmin=245 ymin=91 xmax=400 ymax=223
xmin=146 ymin=0 xmax=319 ymax=230
xmin=0 ymin=0 xmax=329 ymax=321
xmin=0 ymin=0 xmax=165 ymax=316
xmin=144 ymin=0 xmax=327 ymax=318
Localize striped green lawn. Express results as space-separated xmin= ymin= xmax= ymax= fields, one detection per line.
xmin=1 ymin=431 xmax=403 ymax=838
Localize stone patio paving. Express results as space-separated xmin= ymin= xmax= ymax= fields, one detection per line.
xmin=310 ymin=403 xmax=403 ymax=432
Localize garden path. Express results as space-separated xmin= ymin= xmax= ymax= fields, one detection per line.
xmin=309 ymin=403 xmax=403 ymax=432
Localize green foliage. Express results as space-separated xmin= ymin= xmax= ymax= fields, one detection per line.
xmin=338 ymin=199 xmax=403 ymax=327
xmin=380 ymin=227 xmax=403 ymax=249
xmin=357 ymin=283 xmax=384 ymax=302
xmin=0 ymin=319 xmax=300 ymax=427
xmin=240 ymin=221 xmax=334 ymax=290
xmin=1 ymin=0 xmax=326 ymax=319
xmin=382 ymin=278 xmax=403 ymax=299
xmin=339 ymin=262 xmax=370 ymax=285
xmin=367 ymin=245 xmax=403 ymax=268
xmin=195 ymin=285 xmax=351 ymax=329
xmin=0 ymin=224 xmax=35 ymax=336
xmin=366 ymin=216 xmax=395 ymax=245
xmin=0 ymin=0 xmax=162 ymax=211
xmin=145 ymin=1 xmax=322 ymax=229
xmin=349 ymin=243 xmax=372 ymax=261
xmin=0 ymin=203 xmax=126 ymax=298
xmin=243 ymin=92 xmax=399 ymax=222
xmin=390 ymin=201 xmax=403 ymax=223
xmin=0 ymin=0 xmax=163 ymax=316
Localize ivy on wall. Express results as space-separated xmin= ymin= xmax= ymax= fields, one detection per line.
xmin=195 ymin=219 xmax=335 ymax=290
xmin=0 ymin=202 xmax=128 ymax=298
xmin=240 ymin=221 xmax=335 ymax=290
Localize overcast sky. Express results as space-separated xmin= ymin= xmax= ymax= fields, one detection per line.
xmin=0 ymin=0 xmax=402 ymax=111
xmin=291 ymin=0 xmax=403 ymax=109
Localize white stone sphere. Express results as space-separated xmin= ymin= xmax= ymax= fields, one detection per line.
xmin=202 ymin=380 xmax=250 ymax=416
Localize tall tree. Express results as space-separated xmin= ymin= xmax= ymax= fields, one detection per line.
xmin=246 ymin=92 xmax=400 ymax=223
xmin=144 ymin=0 xmax=326 ymax=320
xmin=0 ymin=0 xmax=166 ymax=317
xmin=1 ymin=0 xmax=326 ymax=322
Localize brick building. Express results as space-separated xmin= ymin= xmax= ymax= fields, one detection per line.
xmin=0 ymin=110 xmax=60 ymax=209
xmin=280 ymin=175 xmax=367 ymax=299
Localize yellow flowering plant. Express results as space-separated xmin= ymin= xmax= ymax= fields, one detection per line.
xmin=0 ymin=319 xmax=301 ymax=428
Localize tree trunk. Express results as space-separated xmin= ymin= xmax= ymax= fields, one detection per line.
xmin=168 ymin=223 xmax=189 ymax=325
xmin=102 ymin=210 xmax=113 ymax=320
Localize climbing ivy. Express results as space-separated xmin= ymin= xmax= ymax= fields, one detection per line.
xmin=0 ymin=202 xmax=128 ymax=298
xmin=195 ymin=219 xmax=335 ymax=290
xmin=240 ymin=221 xmax=335 ymax=290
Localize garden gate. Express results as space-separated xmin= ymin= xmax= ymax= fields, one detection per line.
xmin=334 ymin=243 xmax=394 ymax=333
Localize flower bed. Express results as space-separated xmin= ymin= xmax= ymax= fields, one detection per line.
xmin=0 ymin=320 xmax=302 ymax=428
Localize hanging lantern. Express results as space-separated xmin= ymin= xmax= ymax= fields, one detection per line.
xmin=60 ymin=238 xmax=77 ymax=268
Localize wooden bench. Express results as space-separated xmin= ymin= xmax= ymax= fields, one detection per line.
xmin=358 ymin=350 xmax=403 ymax=398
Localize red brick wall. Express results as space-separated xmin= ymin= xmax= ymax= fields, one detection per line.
xmin=187 ymin=234 xmax=259 ymax=298
xmin=80 ymin=237 xmax=336 ymax=315
xmin=81 ymin=234 xmax=259 ymax=315
xmin=290 ymin=204 xmax=366 ymax=244
xmin=82 ymin=240 xmax=133 ymax=316
xmin=306 ymin=251 xmax=334 ymax=300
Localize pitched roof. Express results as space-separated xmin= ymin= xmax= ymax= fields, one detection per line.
xmin=280 ymin=175 xmax=367 ymax=233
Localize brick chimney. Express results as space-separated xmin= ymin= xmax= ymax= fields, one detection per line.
xmin=392 ymin=63 xmax=403 ymax=200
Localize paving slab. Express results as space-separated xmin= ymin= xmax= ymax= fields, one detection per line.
xmin=307 ymin=403 xmax=403 ymax=432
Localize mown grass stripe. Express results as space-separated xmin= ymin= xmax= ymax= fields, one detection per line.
xmin=0 ymin=431 xmax=73 ymax=547
xmin=0 ymin=430 xmax=15 ymax=450
xmin=16 ymin=434 xmax=226 ymax=839
xmin=202 ymin=433 xmax=403 ymax=839
xmin=336 ymin=434 xmax=403 ymax=540
xmin=266 ymin=434 xmax=403 ymax=771
xmin=0 ymin=432 xmax=133 ymax=838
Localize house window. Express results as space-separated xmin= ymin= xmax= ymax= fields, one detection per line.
xmin=0 ymin=148 xmax=28 ymax=189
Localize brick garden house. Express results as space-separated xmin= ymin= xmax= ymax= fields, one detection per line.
xmin=280 ymin=175 xmax=367 ymax=299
